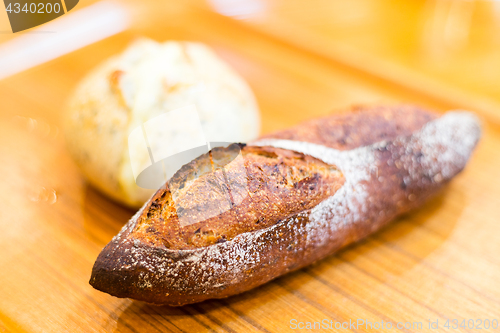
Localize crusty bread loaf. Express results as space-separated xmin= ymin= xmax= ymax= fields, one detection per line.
xmin=90 ymin=105 xmax=481 ymax=306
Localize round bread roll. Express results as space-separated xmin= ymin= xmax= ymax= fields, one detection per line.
xmin=64 ymin=39 xmax=260 ymax=208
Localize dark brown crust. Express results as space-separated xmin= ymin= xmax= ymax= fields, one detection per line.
xmin=132 ymin=145 xmax=344 ymax=249
xmin=90 ymin=105 xmax=481 ymax=306
xmin=260 ymin=104 xmax=436 ymax=150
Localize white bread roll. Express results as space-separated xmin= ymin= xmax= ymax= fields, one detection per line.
xmin=64 ymin=39 xmax=260 ymax=207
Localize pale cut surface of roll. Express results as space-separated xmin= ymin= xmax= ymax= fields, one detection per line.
xmin=64 ymin=38 xmax=260 ymax=207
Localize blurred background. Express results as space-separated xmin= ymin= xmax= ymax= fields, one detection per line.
xmin=1 ymin=1 xmax=500 ymax=332
xmin=2 ymin=0 xmax=500 ymax=128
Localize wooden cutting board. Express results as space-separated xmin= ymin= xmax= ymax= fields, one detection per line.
xmin=0 ymin=1 xmax=499 ymax=332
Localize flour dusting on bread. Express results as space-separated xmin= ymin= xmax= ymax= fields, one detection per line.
xmin=90 ymin=108 xmax=481 ymax=306
xmin=252 ymin=111 xmax=481 ymax=251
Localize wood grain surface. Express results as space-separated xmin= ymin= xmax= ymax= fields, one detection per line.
xmin=0 ymin=0 xmax=499 ymax=332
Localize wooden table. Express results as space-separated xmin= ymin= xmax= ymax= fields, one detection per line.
xmin=1 ymin=0 xmax=499 ymax=332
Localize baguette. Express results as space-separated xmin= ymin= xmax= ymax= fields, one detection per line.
xmin=90 ymin=105 xmax=481 ymax=306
